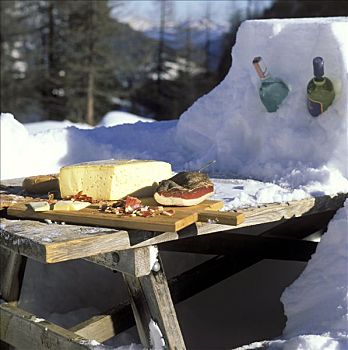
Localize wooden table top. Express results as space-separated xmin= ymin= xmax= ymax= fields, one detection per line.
xmin=1 ymin=178 xmax=347 ymax=264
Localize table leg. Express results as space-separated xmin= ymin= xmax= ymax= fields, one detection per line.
xmin=0 ymin=248 xmax=27 ymax=350
xmin=0 ymin=248 xmax=27 ymax=302
xmin=123 ymin=251 xmax=186 ymax=349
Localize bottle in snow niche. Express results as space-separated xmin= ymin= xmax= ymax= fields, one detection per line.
xmin=307 ymin=57 xmax=335 ymax=117
xmin=252 ymin=56 xmax=289 ymax=113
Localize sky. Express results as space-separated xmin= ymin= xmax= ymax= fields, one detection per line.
xmin=114 ymin=0 xmax=274 ymax=25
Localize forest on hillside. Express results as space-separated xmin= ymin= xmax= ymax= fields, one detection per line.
xmin=1 ymin=0 xmax=347 ymax=125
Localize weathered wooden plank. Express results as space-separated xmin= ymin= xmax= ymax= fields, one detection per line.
xmin=0 ymin=179 xmax=31 ymax=210
xmin=123 ymin=274 xmax=152 ymax=348
xmin=1 ymin=194 xmax=346 ymax=263
xmin=191 ymin=193 xmax=347 ymax=238
xmin=0 ymin=220 xmax=129 ymax=263
xmin=70 ymin=314 xmax=115 ymax=344
xmin=70 ymin=301 xmax=134 ymax=344
xmin=139 ymin=262 xmax=185 ymax=349
xmin=0 ymin=249 xmax=27 ymax=302
xmin=0 ymin=177 xmax=26 ymax=187
xmin=124 ymin=256 xmax=186 ymax=349
xmin=235 ymin=193 xmax=347 ymax=227
xmin=85 ymin=246 xmax=158 ymax=277
xmin=261 ymin=210 xmax=338 ymax=239
xmin=0 ymin=247 xmax=13 ymax=297
xmin=0 ymin=303 xmax=97 ymax=350
xmin=0 ymin=245 xmax=26 ymax=350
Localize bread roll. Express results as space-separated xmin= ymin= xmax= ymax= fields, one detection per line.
xmin=22 ymin=174 xmax=60 ymax=194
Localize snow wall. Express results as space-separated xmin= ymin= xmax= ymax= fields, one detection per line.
xmin=281 ymin=199 xmax=348 ymax=340
xmin=176 ymin=17 xmax=348 ymax=193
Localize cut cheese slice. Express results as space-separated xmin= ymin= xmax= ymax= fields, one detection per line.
xmin=53 ymin=201 xmax=90 ymax=211
xmin=59 ymin=159 xmax=172 ymax=200
xmin=28 ymin=202 xmax=50 ymax=212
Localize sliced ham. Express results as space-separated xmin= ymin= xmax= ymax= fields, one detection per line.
xmin=154 ymin=172 xmax=214 ymax=206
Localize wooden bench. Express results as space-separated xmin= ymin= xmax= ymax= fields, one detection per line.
xmin=1 ymin=179 xmax=346 ymax=349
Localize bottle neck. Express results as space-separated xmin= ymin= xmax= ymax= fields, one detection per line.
xmin=313 ymin=57 xmax=325 ymax=79
xmin=253 ymin=58 xmax=270 ymax=80
xmin=313 ymin=77 xmax=326 ymax=86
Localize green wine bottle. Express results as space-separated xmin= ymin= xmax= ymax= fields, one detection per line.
xmin=253 ymin=56 xmax=289 ymax=113
xmin=307 ymin=57 xmax=335 ymax=117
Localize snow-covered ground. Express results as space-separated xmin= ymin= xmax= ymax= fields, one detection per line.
xmin=23 ymin=111 xmax=154 ymax=135
xmin=1 ymin=17 xmax=347 ymax=350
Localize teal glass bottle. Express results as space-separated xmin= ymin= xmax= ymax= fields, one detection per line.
xmin=253 ymin=56 xmax=289 ymax=113
xmin=307 ymin=57 xmax=335 ymax=117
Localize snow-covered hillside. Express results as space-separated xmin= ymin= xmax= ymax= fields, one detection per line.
xmin=142 ymin=18 xmax=229 ymax=48
xmin=118 ymin=15 xmax=229 ymax=70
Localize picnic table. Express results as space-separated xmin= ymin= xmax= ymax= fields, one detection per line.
xmin=0 ymin=178 xmax=346 ymax=350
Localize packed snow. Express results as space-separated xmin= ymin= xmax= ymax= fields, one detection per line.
xmin=97 ymin=111 xmax=154 ymax=127
xmin=176 ymin=17 xmax=348 ymax=195
xmin=1 ymin=17 xmax=347 ymax=350
xmin=24 ymin=111 xmax=154 ymax=134
xmin=24 ymin=119 xmax=93 ymax=134
xmin=236 ymin=200 xmax=348 ymax=350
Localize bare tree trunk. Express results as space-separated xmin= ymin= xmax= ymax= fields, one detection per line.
xmin=185 ymin=17 xmax=192 ymax=74
xmin=246 ymin=0 xmax=254 ymax=19
xmin=204 ymin=2 xmax=211 ymax=73
xmin=87 ymin=68 xmax=94 ymax=125
xmin=47 ymin=1 xmax=55 ymax=119
xmin=48 ymin=1 xmax=54 ymax=74
xmin=157 ymin=0 xmax=165 ymax=93
xmin=86 ymin=0 xmax=96 ymax=125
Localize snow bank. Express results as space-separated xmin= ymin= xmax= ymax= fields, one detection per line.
xmin=97 ymin=111 xmax=154 ymax=127
xmin=281 ymin=200 xmax=348 ymax=339
xmin=24 ymin=120 xmax=92 ymax=134
xmin=237 ymin=200 xmax=348 ymax=350
xmin=1 ymin=113 xmax=70 ymax=179
xmin=176 ymin=17 xmax=348 ymax=195
xmin=23 ymin=111 xmax=153 ymax=135
xmin=0 ymin=113 xmax=172 ymax=180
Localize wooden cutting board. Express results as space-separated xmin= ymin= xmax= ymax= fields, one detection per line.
xmin=7 ymin=199 xmax=244 ymax=232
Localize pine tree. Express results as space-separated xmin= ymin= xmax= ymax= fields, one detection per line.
xmin=1 ymin=0 xmax=69 ymax=121
xmin=0 ymin=1 xmax=43 ymax=121
xmin=203 ymin=2 xmax=212 ymax=73
xmin=36 ymin=0 xmax=68 ymax=120
xmin=263 ymin=0 xmax=348 ymax=18
xmin=154 ymin=0 xmax=174 ymax=93
xmin=63 ymin=0 xmax=120 ymax=125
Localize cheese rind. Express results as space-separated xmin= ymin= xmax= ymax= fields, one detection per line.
xmin=59 ymin=159 xmax=172 ymax=200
